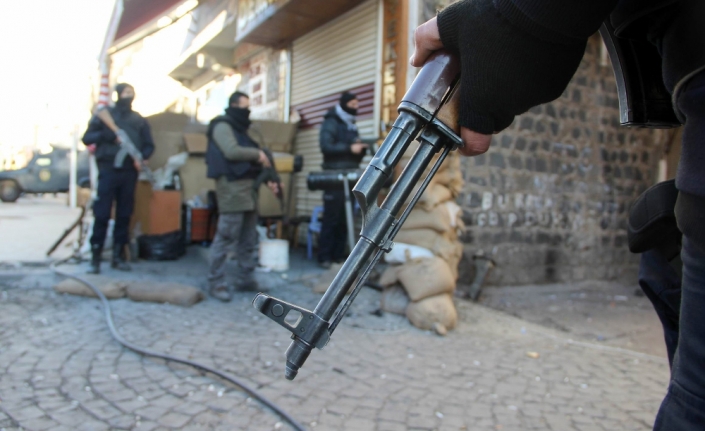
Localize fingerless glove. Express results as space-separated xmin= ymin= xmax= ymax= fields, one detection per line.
xmin=437 ymin=0 xmax=616 ymax=133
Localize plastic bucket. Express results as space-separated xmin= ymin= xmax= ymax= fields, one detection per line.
xmin=259 ymin=239 xmax=289 ymax=271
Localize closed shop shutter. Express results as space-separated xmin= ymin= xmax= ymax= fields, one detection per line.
xmin=290 ymin=0 xmax=379 ymax=216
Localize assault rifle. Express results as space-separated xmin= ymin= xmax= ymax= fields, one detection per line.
xmin=253 ymin=21 xmax=684 ymax=381
xmin=95 ymin=108 xmax=155 ymax=184
xmin=253 ymin=51 xmax=462 ymax=380
xmin=254 ymin=148 xmax=284 ymax=216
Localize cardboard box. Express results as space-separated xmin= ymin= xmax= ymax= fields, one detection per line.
xmin=145 ymin=112 xmax=191 ymax=169
xmin=179 ymin=157 xmax=215 ymax=203
xmin=273 ymin=152 xmax=294 ymax=173
xmin=183 ymin=133 xmax=207 ymax=154
xmin=132 ymin=182 xmax=182 ymax=235
xmin=250 ymin=120 xmax=298 ymax=153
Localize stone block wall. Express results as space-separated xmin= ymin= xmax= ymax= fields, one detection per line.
xmin=456 ymin=36 xmax=674 ymax=286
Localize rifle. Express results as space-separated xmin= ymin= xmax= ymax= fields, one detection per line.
xmin=254 ymin=148 xmax=285 ymax=218
xmin=253 ymin=51 xmax=462 ymax=380
xmin=95 ymin=108 xmax=155 ymax=184
xmin=599 ymin=21 xmax=681 ymax=128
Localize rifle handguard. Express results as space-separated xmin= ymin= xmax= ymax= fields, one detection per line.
xmin=253 ymin=51 xmax=462 ymax=380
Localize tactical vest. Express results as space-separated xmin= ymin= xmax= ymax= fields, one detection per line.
xmin=206 ymin=116 xmax=261 ymax=181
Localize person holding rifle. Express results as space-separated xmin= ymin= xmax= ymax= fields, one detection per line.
xmin=206 ymin=91 xmax=279 ymax=301
xmin=82 ymin=83 xmax=154 ymax=274
xmin=411 ymin=1 xmax=704 ymax=429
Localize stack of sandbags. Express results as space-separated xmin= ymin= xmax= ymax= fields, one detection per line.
xmin=380 ymin=146 xmax=465 ymax=334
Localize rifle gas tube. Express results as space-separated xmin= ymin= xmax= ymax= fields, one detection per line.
xmin=253 ymin=51 xmax=462 ymax=380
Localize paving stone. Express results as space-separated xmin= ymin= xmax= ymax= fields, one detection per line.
xmin=158 ymin=412 xmax=191 ymax=428
xmin=0 ymin=261 xmax=670 ymax=431
xmin=17 ymin=417 xmax=59 ymax=431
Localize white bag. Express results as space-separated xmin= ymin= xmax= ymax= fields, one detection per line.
xmin=384 ymin=242 xmax=434 ymax=264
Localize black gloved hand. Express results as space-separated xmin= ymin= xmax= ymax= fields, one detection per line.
xmin=437 ymin=0 xmax=593 ymax=134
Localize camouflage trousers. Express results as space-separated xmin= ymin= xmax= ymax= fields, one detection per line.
xmin=207 ymin=211 xmax=259 ymax=289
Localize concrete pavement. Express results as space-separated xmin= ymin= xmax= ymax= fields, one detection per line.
xmin=0 ymin=195 xmax=671 ymax=431
xmin=0 ymin=260 xmax=669 ymax=431
xmin=0 ymin=195 xmax=82 ymax=263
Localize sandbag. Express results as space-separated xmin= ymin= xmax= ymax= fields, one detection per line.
xmin=384 ymin=243 xmax=434 ymax=264
xmin=444 ymin=201 xmax=462 ymax=228
xmin=406 ymin=293 xmax=458 ymax=332
xmin=433 ymin=155 xmax=462 ymax=187
xmin=418 ymin=183 xmax=453 ymax=211
xmin=398 ymin=182 xmax=452 ymax=215
xmin=53 ymin=276 xmax=127 ymax=299
xmin=397 ymin=257 xmax=455 ymax=301
xmin=394 ymin=143 xmax=452 ymax=181
xmin=381 ymin=285 xmax=410 ymax=315
xmin=312 ymin=263 xmax=343 ymax=294
xmin=379 ymin=265 xmax=400 ymax=287
xmin=394 ymin=228 xmax=444 ymax=251
xmin=402 ymin=205 xmax=452 ymax=232
xmin=126 ymin=282 xmax=204 ymax=306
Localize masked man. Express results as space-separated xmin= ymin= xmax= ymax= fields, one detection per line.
xmin=206 ymin=92 xmax=278 ymax=301
xmin=82 ymin=83 xmax=154 ymax=274
xmin=317 ymin=92 xmax=368 ymax=268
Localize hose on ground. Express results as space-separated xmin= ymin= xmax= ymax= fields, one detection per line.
xmin=50 ymin=257 xmax=307 ymax=431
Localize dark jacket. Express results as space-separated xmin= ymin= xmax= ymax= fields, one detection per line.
xmin=319 ymin=108 xmax=365 ymax=170
xmin=82 ymin=107 xmax=154 ymax=171
xmin=206 ymin=116 xmax=261 ymax=181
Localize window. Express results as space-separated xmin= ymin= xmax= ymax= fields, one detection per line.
xmin=36 ymin=158 xmax=51 ymax=167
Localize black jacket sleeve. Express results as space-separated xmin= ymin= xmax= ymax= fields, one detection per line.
xmin=437 ymin=0 xmax=618 ymax=134
xmin=319 ymin=117 xmax=353 ymax=155
xmin=139 ymin=120 xmax=155 ymax=160
xmin=81 ymin=116 xmax=117 ymax=145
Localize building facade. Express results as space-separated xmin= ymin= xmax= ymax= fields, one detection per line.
xmin=109 ymin=0 xmax=677 ymax=286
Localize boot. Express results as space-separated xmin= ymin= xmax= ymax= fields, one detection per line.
xmin=111 ymin=244 xmax=131 ymax=271
xmin=234 ymin=272 xmax=263 ymax=292
xmin=209 ymin=284 xmax=233 ymax=302
xmin=87 ymin=246 xmax=101 ymax=274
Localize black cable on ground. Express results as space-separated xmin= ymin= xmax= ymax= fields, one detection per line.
xmin=50 ymin=258 xmax=307 ymax=431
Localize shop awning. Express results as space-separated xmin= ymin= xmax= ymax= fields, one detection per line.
xmin=236 ymin=0 xmax=368 ymax=47
xmin=111 ymin=0 xmax=199 ymax=52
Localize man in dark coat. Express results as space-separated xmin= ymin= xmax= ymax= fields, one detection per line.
xmin=317 ymin=92 xmax=368 ymax=268
xmin=411 ymin=1 xmax=704 ymax=428
xmin=82 ymin=83 xmax=154 ymax=274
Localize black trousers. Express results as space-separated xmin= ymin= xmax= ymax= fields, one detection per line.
xmin=318 ymin=189 xmax=352 ymax=263
xmin=652 ymin=70 xmax=705 ymax=429
xmin=90 ymin=169 xmax=138 ymax=249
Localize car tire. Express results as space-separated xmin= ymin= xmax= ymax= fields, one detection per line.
xmin=0 ymin=180 xmax=20 ymax=203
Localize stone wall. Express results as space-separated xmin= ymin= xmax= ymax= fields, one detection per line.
xmin=456 ymin=36 xmax=673 ymax=286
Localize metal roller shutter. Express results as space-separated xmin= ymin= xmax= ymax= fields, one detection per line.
xmin=290 ymin=0 xmax=379 ymax=216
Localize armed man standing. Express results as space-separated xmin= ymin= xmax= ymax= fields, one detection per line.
xmin=318 ymin=92 xmax=368 ymax=269
xmin=206 ymin=92 xmax=279 ymax=302
xmin=82 ymin=83 xmax=154 ymax=274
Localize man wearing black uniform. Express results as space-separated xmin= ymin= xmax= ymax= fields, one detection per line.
xmin=318 ymin=92 xmax=368 ymax=268
xmin=411 ymin=0 xmax=704 ymax=429
xmin=82 ymin=83 xmax=154 ymax=274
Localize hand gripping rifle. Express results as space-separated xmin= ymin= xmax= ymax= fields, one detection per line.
xmin=254 ymin=148 xmax=285 ymax=217
xmin=95 ymin=108 xmax=155 ymax=184
xmin=252 ymin=51 xmax=462 ymax=380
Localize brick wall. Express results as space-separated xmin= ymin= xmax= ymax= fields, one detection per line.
xmin=457 ymin=36 xmax=673 ymax=286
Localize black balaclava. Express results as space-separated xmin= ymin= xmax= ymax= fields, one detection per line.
xmin=114 ymin=83 xmax=134 ymax=112
xmin=225 ymin=91 xmax=251 ymax=132
xmin=339 ymin=92 xmax=358 ymax=115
